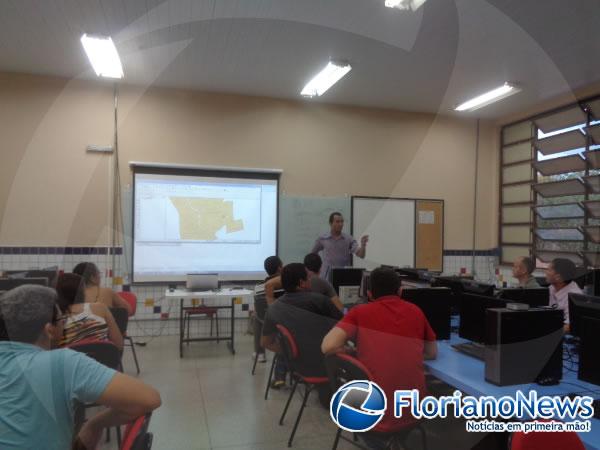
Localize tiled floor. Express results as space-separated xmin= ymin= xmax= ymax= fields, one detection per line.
xmin=98 ymin=333 xmax=501 ymax=450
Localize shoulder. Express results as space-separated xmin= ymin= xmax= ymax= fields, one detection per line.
xmin=317 ymin=232 xmax=331 ymax=240
xmin=569 ymin=282 xmax=583 ymax=293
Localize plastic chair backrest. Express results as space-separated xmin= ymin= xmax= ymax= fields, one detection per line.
xmin=110 ymin=307 xmax=129 ymax=336
xmin=275 ymin=324 xmax=299 ymax=361
xmin=118 ymin=292 xmax=137 ymax=317
xmin=325 ymin=353 xmax=375 ymax=392
xmin=510 ymin=422 xmax=585 ymax=450
xmin=68 ymin=340 xmax=121 ymax=370
xmin=121 ymin=414 xmax=153 ymax=450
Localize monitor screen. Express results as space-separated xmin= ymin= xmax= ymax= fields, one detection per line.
xmin=132 ymin=168 xmax=279 ymax=283
xmin=401 ymin=288 xmax=452 ymax=340
xmin=568 ymin=293 xmax=600 ymax=338
xmin=498 ymin=288 xmax=549 ymax=307
xmin=330 ymin=268 xmax=364 ymax=295
xmin=459 ymin=293 xmax=507 ymax=343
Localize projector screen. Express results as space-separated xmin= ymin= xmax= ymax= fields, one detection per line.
xmin=132 ymin=166 xmax=279 ymax=283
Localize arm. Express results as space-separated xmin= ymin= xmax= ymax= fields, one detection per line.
xmin=321 ymin=326 xmax=349 ymax=355
xmin=260 ymin=333 xmax=281 ymax=353
xmin=97 ymin=304 xmax=124 ymax=351
xmin=111 ymin=291 xmax=133 ymax=316
xmin=311 ymin=237 xmax=324 ymax=254
xmin=331 ymin=296 xmax=344 ymax=312
xmin=354 ymin=235 xmax=368 ymax=259
xmin=424 ymin=340 xmax=438 ymax=360
xmin=78 ymin=373 xmax=161 ymax=448
xmin=265 ymin=276 xmax=282 ymax=305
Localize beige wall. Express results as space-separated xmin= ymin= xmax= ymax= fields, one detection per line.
xmin=0 ymin=72 xmax=498 ymax=249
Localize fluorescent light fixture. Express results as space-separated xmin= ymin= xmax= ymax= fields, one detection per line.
xmin=301 ymin=61 xmax=352 ymax=98
xmin=385 ymin=0 xmax=428 ymax=11
xmin=80 ymin=34 xmax=123 ymax=79
xmin=454 ymin=83 xmax=521 ymax=112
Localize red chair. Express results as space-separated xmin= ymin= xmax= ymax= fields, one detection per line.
xmin=183 ymin=305 xmax=220 ymax=344
xmin=325 ymin=353 xmax=427 ymax=450
xmin=120 ymin=413 xmax=153 ymax=450
xmin=276 ymin=324 xmax=330 ymax=448
xmin=118 ymin=292 xmax=141 ymax=374
xmin=509 ymin=421 xmax=585 ymax=450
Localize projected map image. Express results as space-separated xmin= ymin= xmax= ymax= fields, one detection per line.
xmin=169 ymin=197 xmax=244 ymax=241
xmin=135 ymin=180 xmax=262 ymax=243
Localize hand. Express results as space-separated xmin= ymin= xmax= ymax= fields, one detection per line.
xmin=77 ymin=420 xmax=103 ymax=450
xmin=360 ymin=235 xmax=369 ymax=246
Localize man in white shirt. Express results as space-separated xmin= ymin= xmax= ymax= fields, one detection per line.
xmin=545 ymin=258 xmax=583 ymax=332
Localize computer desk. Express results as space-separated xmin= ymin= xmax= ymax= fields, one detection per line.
xmin=424 ymin=335 xmax=600 ymax=449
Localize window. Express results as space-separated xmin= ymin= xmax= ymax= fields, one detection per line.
xmin=499 ymin=96 xmax=600 ymax=266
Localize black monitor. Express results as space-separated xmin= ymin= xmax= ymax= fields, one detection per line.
xmin=579 ymin=316 xmax=600 ymax=386
xmin=568 ymin=293 xmax=600 ymax=338
xmin=431 ymin=276 xmax=466 ymax=295
xmin=330 ymin=268 xmax=364 ymax=296
xmin=0 ymin=277 xmax=49 ymax=293
xmin=401 ymin=288 xmax=452 ymax=340
xmin=459 ymin=293 xmax=507 ymax=343
xmin=498 ymin=288 xmax=549 ymax=307
xmin=461 ymin=280 xmax=495 ymax=297
xmin=359 ymin=271 xmax=371 ymax=299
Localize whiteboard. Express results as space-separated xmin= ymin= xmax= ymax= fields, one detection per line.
xmin=352 ymin=197 xmax=415 ymax=270
xmin=279 ymin=196 xmax=351 ymax=264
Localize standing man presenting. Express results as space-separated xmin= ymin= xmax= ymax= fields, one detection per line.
xmin=311 ymin=212 xmax=368 ymax=280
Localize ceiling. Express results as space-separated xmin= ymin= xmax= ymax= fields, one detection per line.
xmin=1 ymin=0 xmax=599 ymax=118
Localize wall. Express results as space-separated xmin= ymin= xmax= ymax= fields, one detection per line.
xmin=0 ymin=72 xmax=499 ymax=251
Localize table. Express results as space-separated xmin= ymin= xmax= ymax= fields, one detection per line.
xmin=425 ymin=334 xmax=600 ymax=449
xmin=165 ymin=288 xmax=254 ymax=358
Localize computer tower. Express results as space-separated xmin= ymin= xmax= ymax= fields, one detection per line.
xmin=484 ymin=308 xmax=563 ymax=386
xmin=578 ymin=316 xmax=600 ymax=386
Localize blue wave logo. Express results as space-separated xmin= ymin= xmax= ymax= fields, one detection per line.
xmin=330 ymin=380 xmax=387 ymax=432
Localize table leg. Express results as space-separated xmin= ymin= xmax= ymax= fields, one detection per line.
xmin=228 ymin=297 xmax=236 ymax=355
xmin=179 ymin=298 xmax=184 ymax=358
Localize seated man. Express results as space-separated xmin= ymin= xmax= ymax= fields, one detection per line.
xmin=545 ymin=258 xmax=583 ymax=332
xmin=261 ymin=263 xmax=343 ymax=397
xmin=322 ymin=267 xmax=437 ymax=450
xmin=512 ymin=256 xmax=540 ymax=288
xmin=0 ymin=285 xmax=161 ymax=450
xmin=253 ymin=255 xmax=284 ymax=363
xmin=304 ymin=253 xmax=343 ymax=311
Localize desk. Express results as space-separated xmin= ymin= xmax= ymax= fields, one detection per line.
xmin=425 ymin=335 xmax=600 ymax=449
xmin=165 ymin=288 xmax=254 ymax=358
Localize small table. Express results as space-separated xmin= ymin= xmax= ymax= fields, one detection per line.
xmin=165 ymin=288 xmax=254 ymax=358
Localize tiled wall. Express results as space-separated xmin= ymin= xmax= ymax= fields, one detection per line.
xmin=2 ymin=246 xmax=516 ymax=337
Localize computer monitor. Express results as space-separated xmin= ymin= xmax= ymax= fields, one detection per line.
xmin=568 ymin=293 xmax=600 ymax=338
xmin=461 ymin=280 xmax=495 ymax=297
xmin=0 ymin=277 xmax=49 ymax=294
xmin=459 ymin=293 xmax=507 ymax=344
xmin=578 ymin=316 xmax=600 ymax=386
xmin=401 ymin=288 xmax=452 ymax=340
xmin=431 ymin=276 xmax=466 ymax=295
xmin=498 ymin=288 xmax=549 ymax=307
xmin=359 ymin=271 xmax=371 ymax=299
xmin=330 ymin=268 xmax=364 ymax=296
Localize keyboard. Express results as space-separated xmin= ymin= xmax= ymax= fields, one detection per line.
xmin=452 ymin=342 xmax=485 ymax=360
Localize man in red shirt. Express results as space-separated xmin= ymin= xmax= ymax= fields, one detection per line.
xmin=321 ymin=267 xmax=437 ymax=449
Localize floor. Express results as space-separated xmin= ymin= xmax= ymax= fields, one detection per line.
xmin=99 ymin=332 xmax=502 ymax=450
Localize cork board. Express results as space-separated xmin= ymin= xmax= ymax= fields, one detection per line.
xmin=415 ymin=200 xmax=444 ymax=271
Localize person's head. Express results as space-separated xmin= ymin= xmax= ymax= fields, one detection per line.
xmin=512 ymin=256 xmax=535 ymax=279
xmin=545 ymin=258 xmax=576 ymax=285
xmin=55 ymin=273 xmax=86 ymax=313
xmin=72 ymin=262 xmax=101 ymax=286
xmin=280 ymin=263 xmax=310 ymax=293
xmin=303 ymin=253 xmax=322 ymax=274
xmin=368 ymin=267 xmax=401 ymax=300
xmin=0 ymin=285 xmax=65 ymax=348
xmin=329 ymin=212 xmax=344 ymax=234
xmin=264 ymin=256 xmax=283 ymax=276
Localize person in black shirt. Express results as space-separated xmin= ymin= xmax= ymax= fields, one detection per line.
xmin=261 ymin=263 xmax=343 ymax=400
xmin=253 ymin=256 xmax=283 ymax=363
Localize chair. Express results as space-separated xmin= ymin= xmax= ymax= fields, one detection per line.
xmin=325 ymin=353 xmax=427 ymax=450
xmin=252 ymin=293 xmax=268 ymax=375
xmin=276 ymin=324 xmax=330 ymax=447
xmin=69 ymin=340 xmax=123 ymax=446
xmin=118 ymin=292 xmax=141 ymax=374
xmin=182 ymin=305 xmax=220 ymax=344
xmin=121 ymin=413 xmax=154 ymax=450
xmin=110 ymin=307 xmax=129 ymax=372
xmin=509 ymin=422 xmax=585 ymax=450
